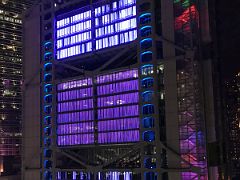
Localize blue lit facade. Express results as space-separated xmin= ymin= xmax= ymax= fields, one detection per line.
xmin=42 ymin=4 xmax=55 ymax=178
xmin=42 ymin=40 xmax=54 ymax=179
xmin=56 ymin=0 xmax=137 ymax=60
xmin=137 ymin=0 xmax=162 ymax=178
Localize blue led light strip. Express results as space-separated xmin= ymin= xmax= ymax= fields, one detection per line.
xmin=56 ymin=0 xmax=137 ymax=60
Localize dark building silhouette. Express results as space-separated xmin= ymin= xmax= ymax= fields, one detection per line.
xmin=225 ymin=72 xmax=240 ymax=178
xmin=213 ymin=0 xmax=240 ymax=178
xmin=0 ymin=0 xmax=33 ymax=176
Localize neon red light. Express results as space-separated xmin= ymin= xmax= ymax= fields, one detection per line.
xmin=175 ymin=5 xmax=199 ymax=31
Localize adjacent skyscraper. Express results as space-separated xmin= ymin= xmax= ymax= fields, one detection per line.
xmin=225 ymin=72 xmax=240 ymax=178
xmin=0 ymin=0 xmax=33 ymax=176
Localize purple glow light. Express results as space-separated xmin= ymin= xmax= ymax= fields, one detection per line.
xmin=97 ymin=69 xmax=139 ymax=144
xmin=179 ymin=122 xmax=207 ymax=179
xmin=96 ymin=69 xmax=138 ymax=84
xmin=97 ymin=80 xmax=139 ymax=95
xmin=57 ymin=111 xmax=94 ymax=124
xmin=57 ymin=78 xmax=92 ymax=91
xmin=98 ymin=130 xmax=139 ymax=143
xmin=58 ymin=134 xmax=94 ymax=146
xmin=58 ymin=87 xmax=93 ymax=101
xmin=57 ymin=122 xmax=94 ymax=134
xmin=98 ymin=105 xmax=139 ymax=119
xmin=57 ymin=69 xmax=140 ymax=146
xmin=98 ymin=118 xmax=139 ymax=131
xmin=57 ymin=99 xmax=93 ymax=112
xmin=98 ymin=92 xmax=139 ymax=107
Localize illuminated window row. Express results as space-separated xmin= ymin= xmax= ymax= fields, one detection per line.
xmin=58 ymin=102 xmax=139 ymax=119
xmin=95 ymin=13 xmax=113 ymax=26
xmin=58 ymin=88 xmax=93 ymax=102
xmin=95 ymin=25 xmax=114 ymax=38
xmin=57 ymin=18 xmax=70 ymax=29
xmin=57 ymin=42 xmax=92 ymax=59
xmin=119 ymin=0 xmax=136 ymax=8
xmin=119 ymin=6 xmax=136 ymax=19
xmin=96 ymin=36 xmax=117 ymax=49
xmin=56 ymin=19 xmax=136 ymax=49
xmin=58 ymin=111 xmax=94 ymax=124
xmin=95 ymin=4 xmax=111 ymax=17
xmin=97 ymin=92 xmax=139 ymax=107
xmin=57 ymin=26 xmax=69 ymax=38
xmin=98 ymin=105 xmax=139 ymax=119
xmin=57 ymin=10 xmax=91 ymax=29
xmin=95 ymin=6 xmax=136 ymax=26
xmin=58 ymin=78 xmax=92 ymax=91
xmin=58 ymin=130 xmax=139 ymax=145
xmin=96 ymin=19 xmax=136 ymax=37
xmin=57 ymin=99 xmax=93 ymax=112
xmin=96 ymin=30 xmax=136 ymax=50
xmin=70 ymin=10 xmax=91 ymax=24
xmin=58 ymin=134 xmax=94 ymax=145
xmin=97 ymin=79 xmax=139 ymax=95
xmin=110 ymin=18 xmax=137 ymax=32
xmin=141 ymin=64 xmax=154 ymax=76
xmin=98 ymin=118 xmax=139 ymax=131
xmin=57 ymin=31 xmax=91 ymax=48
xmin=97 ymin=69 xmax=138 ymax=84
xmin=119 ymin=29 xmax=137 ymax=43
xmin=95 ymin=0 xmax=136 ymax=18
xmin=57 ymin=122 xmax=94 ymax=135
xmin=56 ymin=21 xmax=91 ymax=38
xmin=56 ymin=172 xmax=139 ymax=180
xmin=98 ymin=130 xmax=139 ymax=143
xmin=0 ymin=15 xmax=22 ymax=24
xmin=57 ymin=172 xmax=92 ymax=180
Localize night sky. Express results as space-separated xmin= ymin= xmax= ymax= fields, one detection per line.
xmin=216 ymin=0 xmax=240 ymax=79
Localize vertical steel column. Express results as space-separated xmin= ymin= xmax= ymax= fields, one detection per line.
xmin=41 ymin=1 xmax=56 ymax=179
xmin=161 ymin=0 xmax=181 ymax=179
xmin=93 ymin=76 xmax=98 ymax=145
xmin=137 ymin=0 xmax=162 ymax=179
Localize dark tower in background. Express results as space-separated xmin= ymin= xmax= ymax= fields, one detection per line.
xmin=0 ymin=0 xmax=33 ymax=176
xmin=225 ymin=72 xmax=240 ymax=179
xmin=212 ymin=0 xmax=240 ymax=178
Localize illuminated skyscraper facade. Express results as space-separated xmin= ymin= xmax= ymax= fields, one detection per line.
xmin=0 ymin=0 xmax=33 ymax=176
xmin=23 ymin=0 xmax=220 ymax=179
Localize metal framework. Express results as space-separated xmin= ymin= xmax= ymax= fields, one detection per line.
xmin=40 ymin=0 xmax=208 ymax=179
xmin=174 ymin=0 xmax=208 ymax=179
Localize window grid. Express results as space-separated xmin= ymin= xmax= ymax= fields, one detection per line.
xmin=96 ymin=69 xmax=139 ymax=144
xmin=56 ymin=0 xmax=137 ymax=60
xmin=57 ymin=69 xmax=140 ymax=146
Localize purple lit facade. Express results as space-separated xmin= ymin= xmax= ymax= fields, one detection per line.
xmin=57 ymin=134 xmax=94 ymax=146
xmin=56 ymin=0 xmax=137 ymax=60
xmin=97 ymin=69 xmax=139 ymax=143
xmin=57 ymin=69 xmax=140 ymax=146
xmin=98 ymin=131 xmax=139 ymax=144
xmin=57 ymin=78 xmax=94 ymax=146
